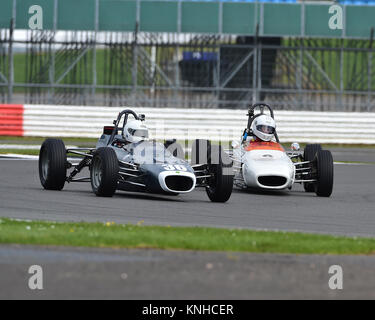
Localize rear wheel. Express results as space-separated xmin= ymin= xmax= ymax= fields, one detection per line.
xmin=165 ymin=139 xmax=185 ymax=160
xmin=303 ymin=144 xmax=322 ymax=192
xmin=191 ymin=140 xmax=234 ymax=202
xmin=191 ymin=139 xmax=211 ymax=165
xmin=315 ymin=150 xmax=334 ymax=197
xmin=39 ymin=139 xmax=67 ymax=190
xmin=206 ymin=145 xmax=234 ymax=203
xmin=90 ymin=148 xmax=119 ymax=197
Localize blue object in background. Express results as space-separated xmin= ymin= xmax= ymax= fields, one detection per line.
xmin=183 ymin=52 xmax=218 ymax=61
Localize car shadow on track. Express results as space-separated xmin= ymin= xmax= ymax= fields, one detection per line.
xmin=41 ymin=187 xmax=186 ymax=202
xmin=234 ymin=186 xmax=325 ymax=199
xmin=235 ymin=187 xmax=291 ymax=197
xmin=113 ymin=191 xmax=187 ymax=202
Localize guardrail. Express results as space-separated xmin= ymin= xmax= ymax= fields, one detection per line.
xmin=1 ymin=104 xmax=375 ymax=144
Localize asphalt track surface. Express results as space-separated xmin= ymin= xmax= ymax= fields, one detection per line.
xmin=0 ymin=149 xmax=374 ymax=299
xmin=1 ymin=244 xmax=374 ymax=299
xmin=0 ymin=151 xmax=374 ymax=237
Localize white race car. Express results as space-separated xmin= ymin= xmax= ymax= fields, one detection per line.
xmin=229 ymin=103 xmax=334 ymax=197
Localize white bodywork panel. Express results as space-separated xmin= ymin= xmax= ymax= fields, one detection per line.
xmin=233 ymin=142 xmax=295 ymax=190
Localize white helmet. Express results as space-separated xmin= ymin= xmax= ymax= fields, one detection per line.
xmin=124 ymin=119 xmax=149 ymax=143
xmin=251 ymin=114 xmax=276 ymax=141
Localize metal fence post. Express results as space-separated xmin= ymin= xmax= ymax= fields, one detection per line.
xmin=217 ymin=43 xmax=221 ymax=108
xmin=253 ymin=24 xmax=259 ymax=104
xmin=7 ymin=18 xmax=14 ymax=104
xmin=340 ymin=39 xmax=344 ymax=111
xmin=48 ymin=0 xmax=58 ymax=104
xmin=300 ymin=2 xmax=305 ymax=110
xmin=132 ymin=0 xmax=141 ymax=107
xmin=257 ymin=42 xmax=262 ymax=103
xmin=175 ymin=1 xmax=182 ymax=107
xmin=92 ymin=0 xmax=99 ymax=105
xmin=368 ymin=28 xmax=374 ymax=112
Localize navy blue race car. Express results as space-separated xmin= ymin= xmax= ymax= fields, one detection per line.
xmin=39 ymin=109 xmax=233 ymax=202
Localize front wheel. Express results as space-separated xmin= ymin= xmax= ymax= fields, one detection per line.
xmin=206 ymin=145 xmax=234 ymax=203
xmin=90 ymin=148 xmax=119 ymax=197
xmin=39 ymin=139 xmax=67 ymax=190
xmin=315 ymin=150 xmax=334 ymax=197
xmin=303 ymin=144 xmax=322 ymax=192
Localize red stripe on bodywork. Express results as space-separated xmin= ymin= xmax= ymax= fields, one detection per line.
xmin=0 ymin=104 xmax=24 ymax=136
xmin=245 ymin=141 xmax=285 ymax=152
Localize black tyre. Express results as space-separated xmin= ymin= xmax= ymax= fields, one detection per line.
xmin=191 ymin=139 xmax=211 ymax=165
xmin=303 ymin=144 xmax=322 ymax=192
xmin=90 ymin=148 xmax=119 ymax=197
xmin=315 ymin=150 xmax=334 ymax=197
xmin=39 ymin=139 xmax=67 ymax=190
xmin=165 ymin=140 xmax=185 ymax=160
xmin=206 ymin=145 xmax=234 ymax=203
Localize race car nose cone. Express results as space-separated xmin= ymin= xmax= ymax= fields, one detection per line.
xmin=242 ymin=150 xmax=294 ymax=190
xmin=158 ymin=171 xmax=196 ymax=194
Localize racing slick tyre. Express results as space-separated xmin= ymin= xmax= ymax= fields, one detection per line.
xmin=90 ymin=147 xmax=119 ymax=197
xmin=315 ymin=150 xmax=334 ymax=197
xmin=191 ymin=139 xmax=211 ymax=165
xmin=205 ymin=145 xmax=234 ymax=203
xmin=303 ymin=144 xmax=322 ymax=192
xmin=39 ymin=138 xmax=67 ymax=191
xmin=165 ymin=139 xmax=185 ymax=160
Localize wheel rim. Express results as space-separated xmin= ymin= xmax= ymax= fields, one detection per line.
xmin=92 ymin=157 xmax=102 ymax=189
xmin=40 ymin=148 xmax=50 ymax=181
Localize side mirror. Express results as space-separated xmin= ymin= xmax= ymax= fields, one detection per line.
xmin=231 ymin=140 xmax=240 ymax=149
xmin=291 ymin=142 xmax=300 ymax=151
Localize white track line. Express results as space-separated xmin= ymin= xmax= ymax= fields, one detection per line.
xmin=334 ymin=162 xmax=374 ymax=166
xmin=0 ymin=145 xmax=41 ymax=150
xmin=0 ymin=154 xmax=80 ymax=162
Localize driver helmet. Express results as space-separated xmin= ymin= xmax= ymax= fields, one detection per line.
xmin=251 ymin=114 xmax=276 ymax=142
xmin=124 ymin=119 xmax=149 ymax=143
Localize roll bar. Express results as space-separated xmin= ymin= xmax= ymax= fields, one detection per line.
xmin=245 ymin=102 xmax=280 ymax=143
xmin=108 ymin=109 xmax=145 ymax=146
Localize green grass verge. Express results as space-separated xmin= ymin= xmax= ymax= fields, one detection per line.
xmin=335 ymin=161 xmax=375 ymax=165
xmin=0 ymin=149 xmax=40 ymax=155
xmin=0 ymin=218 xmax=375 ymax=255
xmin=0 ymin=136 xmax=97 ymax=146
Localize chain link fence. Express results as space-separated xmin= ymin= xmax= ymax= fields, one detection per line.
xmin=1 ymin=29 xmax=375 ymax=111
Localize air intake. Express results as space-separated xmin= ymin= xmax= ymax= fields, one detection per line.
xmin=258 ymin=176 xmax=287 ymax=187
xmin=165 ymin=175 xmax=194 ymax=192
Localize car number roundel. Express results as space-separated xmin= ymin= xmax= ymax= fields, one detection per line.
xmin=162 ymin=165 xmax=187 ymax=171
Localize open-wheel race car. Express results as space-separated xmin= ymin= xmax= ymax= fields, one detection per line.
xmin=38 ymin=109 xmax=234 ymax=202
xmin=229 ymin=103 xmax=334 ymax=197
